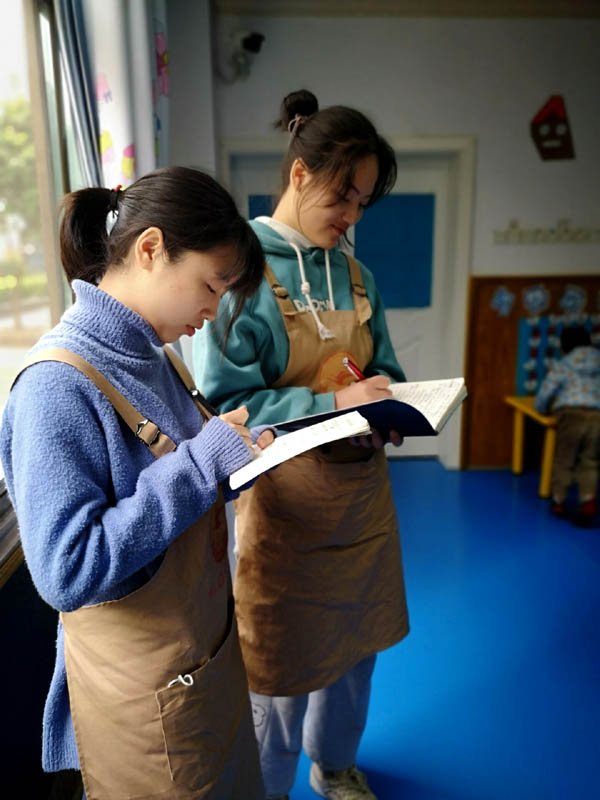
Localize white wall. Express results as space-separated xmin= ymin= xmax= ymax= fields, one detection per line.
xmin=170 ymin=14 xmax=600 ymax=277
xmin=167 ymin=0 xmax=217 ymax=174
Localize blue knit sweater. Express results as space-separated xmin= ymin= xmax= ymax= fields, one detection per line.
xmin=0 ymin=280 xmax=259 ymax=772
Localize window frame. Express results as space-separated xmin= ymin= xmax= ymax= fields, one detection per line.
xmin=23 ymin=0 xmax=69 ymax=328
xmin=1 ymin=0 xmax=72 ymax=585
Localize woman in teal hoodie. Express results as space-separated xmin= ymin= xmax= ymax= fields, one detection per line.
xmin=194 ymin=90 xmax=409 ymax=800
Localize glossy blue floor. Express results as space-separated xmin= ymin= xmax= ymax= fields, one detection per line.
xmin=290 ymin=459 xmax=600 ymax=800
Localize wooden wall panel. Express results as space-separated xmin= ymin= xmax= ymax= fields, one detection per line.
xmin=463 ymin=275 xmax=600 ymax=468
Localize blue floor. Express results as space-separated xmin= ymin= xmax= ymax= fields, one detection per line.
xmin=290 ymin=460 xmax=600 ymax=800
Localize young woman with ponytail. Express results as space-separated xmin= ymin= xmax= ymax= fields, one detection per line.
xmin=0 ymin=166 xmax=273 ymax=799
xmin=194 ymin=92 xmax=409 ymax=800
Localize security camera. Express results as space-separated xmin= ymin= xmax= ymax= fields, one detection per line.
xmin=240 ymin=32 xmax=265 ymax=54
xmin=217 ymin=31 xmax=266 ymax=84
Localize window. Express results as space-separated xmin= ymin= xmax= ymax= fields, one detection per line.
xmin=0 ymin=2 xmax=51 ymax=422
xmin=0 ymin=1 xmax=83 ymax=436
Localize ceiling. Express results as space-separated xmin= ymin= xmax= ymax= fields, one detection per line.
xmin=214 ymin=1 xmax=600 ymax=18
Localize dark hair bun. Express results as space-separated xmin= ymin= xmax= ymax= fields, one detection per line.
xmin=275 ymin=89 xmax=319 ymax=129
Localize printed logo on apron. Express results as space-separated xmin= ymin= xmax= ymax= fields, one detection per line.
xmin=318 ymin=350 xmax=360 ymax=393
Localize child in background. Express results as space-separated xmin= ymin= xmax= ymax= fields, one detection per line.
xmin=0 ymin=167 xmax=273 ymax=799
xmin=535 ymin=325 xmax=600 ymax=525
xmin=194 ymin=90 xmax=409 ymax=800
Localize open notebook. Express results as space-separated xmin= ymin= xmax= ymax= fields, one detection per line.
xmin=229 ymin=410 xmax=370 ymax=490
xmin=274 ymin=378 xmax=468 ymax=439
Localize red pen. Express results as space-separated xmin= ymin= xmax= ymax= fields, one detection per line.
xmin=342 ymin=356 xmax=366 ymax=382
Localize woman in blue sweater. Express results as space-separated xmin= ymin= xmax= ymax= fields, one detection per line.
xmin=0 ymin=167 xmax=273 ymax=799
xmin=194 ymin=91 xmax=409 ymax=800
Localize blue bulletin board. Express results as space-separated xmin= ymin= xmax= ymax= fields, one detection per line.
xmin=354 ymin=194 xmax=435 ymax=309
xmin=248 ymin=192 xmax=435 ymax=309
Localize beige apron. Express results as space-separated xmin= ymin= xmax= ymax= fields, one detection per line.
xmin=21 ymin=347 xmax=264 ymax=800
xmin=234 ymin=256 xmax=409 ymax=697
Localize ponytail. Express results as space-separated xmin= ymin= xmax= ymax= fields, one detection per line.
xmin=59 ymin=188 xmax=115 ymax=285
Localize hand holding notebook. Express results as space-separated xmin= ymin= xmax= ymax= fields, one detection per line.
xmin=229 ymin=411 xmax=371 ymax=490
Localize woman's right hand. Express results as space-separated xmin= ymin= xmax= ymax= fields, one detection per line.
xmin=219 ymin=405 xmax=253 ymax=449
xmin=334 ymin=375 xmax=392 ymax=409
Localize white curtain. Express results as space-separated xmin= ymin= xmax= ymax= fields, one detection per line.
xmin=82 ymin=0 xmax=169 ymax=187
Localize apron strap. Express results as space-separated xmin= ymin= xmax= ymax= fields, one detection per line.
xmin=163 ymin=345 xmax=214 ymax=421
xmin=18 ymin=348 xmax=176 ymax=459
xmin=264 ymin=263 xmax=297 ymax=317
xmin=344 ymin=254 xmax=372 ymax=326
xmin=264 ymin=252 xmax=372 ymax=325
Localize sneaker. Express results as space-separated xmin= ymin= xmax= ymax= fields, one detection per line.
xmin=309 ymin=763 xmax=377 ymax=799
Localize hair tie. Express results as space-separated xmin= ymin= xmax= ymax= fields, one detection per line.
xmin=108 ymin=185 xmax=123 ymax=214
xmin=287 ymin=115 xmax=306 ymax=136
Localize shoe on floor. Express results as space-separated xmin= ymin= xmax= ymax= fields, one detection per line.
xmin=309 ymin=763 xmax=377 ymax=799
xmin=573 ymin=498 xmax=597 ymax=527
xmin=550 ymin=500 xmax=569 ymax=518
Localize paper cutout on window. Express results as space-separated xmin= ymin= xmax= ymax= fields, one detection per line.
xmin=155 ymin=31 xmax=169 ymax=97
xmin=96 ymin=73 xmax=112 ymax=105
xmin=121 ymin=144 xmax=135 ymax=182
xmin=530 ymin=95 xmax=575 ymax=160
xmin=100 ymin=130 xmax=114 ymax=163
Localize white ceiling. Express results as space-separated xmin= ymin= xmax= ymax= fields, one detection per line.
xmin=215 ymin=1 xmax=600 ymax=18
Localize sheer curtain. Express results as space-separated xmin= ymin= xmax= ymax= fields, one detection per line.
xmin=54 ymin=0 xmax=103 ymax=187
xmin=61 ymin=0 xmax=169 ymax=188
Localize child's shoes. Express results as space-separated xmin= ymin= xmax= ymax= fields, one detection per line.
xmin=550 ymin=500 xmax=568 ymax=519
xmin=573 ymin=498 xmax=597 ymax=527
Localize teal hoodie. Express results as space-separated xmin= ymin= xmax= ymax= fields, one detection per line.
xmin=193 ymin=219 xmax=405 ymax=427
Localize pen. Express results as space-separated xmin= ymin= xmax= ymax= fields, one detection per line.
xmin=190 ymin=387 xmax=220 ymax=417
xmin=342 ymin=356 xmax=366 ymax=382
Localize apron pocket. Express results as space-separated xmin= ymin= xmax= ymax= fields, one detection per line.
xmin=155 ymin=617 xmax=248 ymax=793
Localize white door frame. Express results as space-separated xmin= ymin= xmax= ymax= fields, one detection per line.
xmin=219 ymin=135 xmax=476 ymax=468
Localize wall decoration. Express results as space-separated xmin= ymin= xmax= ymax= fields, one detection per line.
xmin=522 ymin=284 xmax=550 ymax=317
xmin=530 ymin=95 xmax=575 ymax=160
xmin=493 ymin=218 xmax=600 ymax=245
xmin=559 ymin=284 xmax=587 ymax=316
xmin=490 ymin=286 xmax=515 ymax=317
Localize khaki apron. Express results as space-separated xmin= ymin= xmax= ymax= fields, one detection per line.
xmin=21 ymin=347 xmax=264 ymax=800
xmin=234 ymin=256 xmax=409 ymax=697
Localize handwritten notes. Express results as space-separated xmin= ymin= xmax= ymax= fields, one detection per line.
xmin=389 ymin=378 xmax=466 ymax=431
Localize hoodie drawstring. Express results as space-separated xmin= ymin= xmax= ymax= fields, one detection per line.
xmin=288 ymin=241 xmax=336 ymax=341
xmin=324 ymin=250 xmax=336 ymax=312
